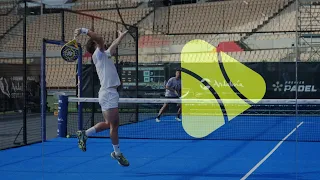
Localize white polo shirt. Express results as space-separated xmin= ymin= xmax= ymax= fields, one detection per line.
xmin=92 ymin=48 xmax=121 ymax=91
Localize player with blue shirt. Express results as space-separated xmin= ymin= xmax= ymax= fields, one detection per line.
xmin=156 ymin=69 xmax=182 ymax=122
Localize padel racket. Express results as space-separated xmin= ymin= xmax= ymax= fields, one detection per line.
xmin=61 ymin=38 xmax=79 ymax=62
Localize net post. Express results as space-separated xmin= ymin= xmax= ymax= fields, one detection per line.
xmin=78 ymin=46 xmax=83 ymax=130
xmin=57 ymin=95 xmax=68 ymax=138
xmin=41 ymin=39 xmax=47 ymax=142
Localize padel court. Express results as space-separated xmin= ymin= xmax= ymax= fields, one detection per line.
xmin=1 ymin=114 xmax=320 ymax=180
xmin=2 ymin=1 xmax=320 ymax=180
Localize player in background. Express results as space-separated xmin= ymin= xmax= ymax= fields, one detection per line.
xmin=74 ymin=28 xmax=129 ymax=167
xmin=156 ymin=69 xmax=181 ymax=122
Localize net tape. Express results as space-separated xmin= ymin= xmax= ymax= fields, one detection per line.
xmin=68 ymin=98 xmax=320 ymax=105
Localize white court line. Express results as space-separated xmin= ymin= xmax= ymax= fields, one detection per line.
xmin=240 ymin=121 xmax=304 ymax=180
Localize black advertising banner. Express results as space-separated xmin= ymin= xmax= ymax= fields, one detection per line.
xmin=82 ymin=62 xmax=320 ymax=100
xmin=82 ymin=64 xmax=168 ymax=98
xmin=246 ymin=62 xmax=320 ymax=99
xmin=82 ymin=64 xmax=100 ymax=99
xmin=81 ymin=64 xmax=100 ymax=110
xmin=0 ymin=64 xmax=40 ymax=112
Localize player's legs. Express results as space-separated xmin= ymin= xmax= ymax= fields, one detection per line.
xmin=77 ymin=116 xmax=110 ymax=152
xmin=104 ymin=110 xmax=129 ymax=166
xmin=102 ymin=108 xmax=126 ymax=164
xmin=101 ymin=88 xmax=129 ymax=166
xmin=93 ymin=121 xmax=110 ymax=132
xmin=78 ymin=88 xmax=129 ymax=166
xmin=101 ymin=108 xmax=119 ymax=146
xmin=156 ymin=103 xmax=168 ymax=122
xmin=175 ymin=104 xmax=182 ymax=121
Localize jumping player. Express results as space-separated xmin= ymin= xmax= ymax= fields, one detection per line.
xmin=156 ymin=69 xmax=181 ymax=122
xmin=74 ymin=28 xmax=129 ymax=166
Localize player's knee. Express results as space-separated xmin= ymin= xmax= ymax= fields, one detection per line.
xmin=110 ymin=121 xmax=119 ymax=130
xmin=110 ymin=126 xmax=119 ymax=133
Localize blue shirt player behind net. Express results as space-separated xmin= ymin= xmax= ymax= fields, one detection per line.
xmin=156 ymin=69 xmax=181 ymax=123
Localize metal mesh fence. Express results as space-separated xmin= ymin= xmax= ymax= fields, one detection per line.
xmin=0 ymin=0 xmax=320 ymax=147
xmin=0 ymin=1 xmax=42 ymax=149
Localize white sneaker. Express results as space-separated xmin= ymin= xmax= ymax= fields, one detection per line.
xmin=156 ymin=118 xmax=160 ymax=122
xmin=175 ymin=117 xmax=181 ymax=121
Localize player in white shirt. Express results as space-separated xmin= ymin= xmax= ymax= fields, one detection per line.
xmin=74 ymin=28 xmax=129 ymax=166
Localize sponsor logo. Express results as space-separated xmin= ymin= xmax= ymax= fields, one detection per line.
xmin=181 ymin=39 xmax=266 ymax=138
xmin=273 ymin=81 xmax=317 ymax=92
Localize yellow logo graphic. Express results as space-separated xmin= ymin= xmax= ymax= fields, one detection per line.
xmin=181 ymin=40 xmax=266 ymax=138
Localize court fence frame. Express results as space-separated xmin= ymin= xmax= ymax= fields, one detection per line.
xmin=40 ymin=39 xmax=83 ymax=142
xmin=5 ymin=0 xmax=320 ymax=146
xmin=40 ymin=8 xmax=140 ymax=142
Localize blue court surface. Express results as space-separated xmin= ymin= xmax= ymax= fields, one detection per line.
xmin=1 ymin=116 xmax=320 ymax=180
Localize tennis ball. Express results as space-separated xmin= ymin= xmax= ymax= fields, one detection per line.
xmin=66 ymin=135 xmax=70 ymax=138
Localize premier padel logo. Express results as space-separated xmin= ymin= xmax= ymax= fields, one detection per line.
xmin=272 ymin=81 xmax=317 ymax=92
xmin=180 ymin=40 xmax=266 ymax=138
xmin=272 ymin=81 xmax=283 ymax=92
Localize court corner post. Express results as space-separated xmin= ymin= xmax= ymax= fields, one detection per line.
xmin=58 ymin=95 xmax=68 ymax=138
xmin=77 ymin=45 xmax=83 ymax=130
xmin=135 ymin=27 xmax=139 ymax=123
xmin=41 ymin=38 xmax=47 ymax=142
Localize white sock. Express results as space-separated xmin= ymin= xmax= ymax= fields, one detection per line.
xmin=85 ymin=127 xmax=96 ymax=136
xmin=113 ymin=144 xmax=121 ymax=156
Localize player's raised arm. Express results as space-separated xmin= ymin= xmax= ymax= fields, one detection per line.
xmin=74 ymin=28 xmax=105 ymax=51
xmin=107 ymin=30 xmax=128 ymax=56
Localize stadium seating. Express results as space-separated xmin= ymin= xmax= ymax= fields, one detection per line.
xmin=138 ymin=34 xmax=244 ymax=48
xmin=0 ymin=0 xmax=17 ymax=15
xmin=0 ymin=14 xmax=61 ymax=52
xmin=0 ymin=58 xmax=22 ymax=64
xmin=119 ymin=55 xmax=136 ymax=63
xmin=0 ymin=8 xmax=151 ymax=53
xmin=258 ymin=2 xmax=296 ymax=32
xmin=46 ymin=58 xmax=77 ymax=88
xmin=135 ymin=48 xmax=294 ymax=64
xmin=148 ymin=0 xmax=291 ymax=33
xmin=72 ymin=0 xmax=142 ymax=11
xmin=86 ymin=8 xmax=152 ymax=26
xmin=0 ymin=16 xmax=21 ymax=37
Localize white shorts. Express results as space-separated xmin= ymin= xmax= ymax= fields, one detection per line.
xmin=98 ymin=88 xmax=119 ymax=111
